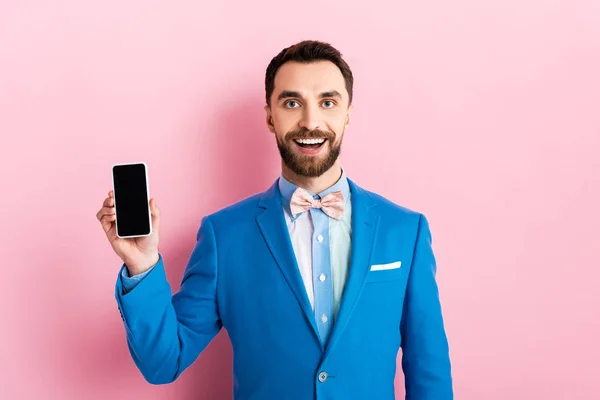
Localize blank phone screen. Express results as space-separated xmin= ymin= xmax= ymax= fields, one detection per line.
xmin=112 ymin=163 xmax=151 ymax=237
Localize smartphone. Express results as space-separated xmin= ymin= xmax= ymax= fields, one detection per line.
xmin=111 ymin=162 xmax=152 ymax=238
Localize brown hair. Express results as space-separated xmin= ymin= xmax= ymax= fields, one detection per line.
xmin=265 ymin=40 xmax=354 ymax=107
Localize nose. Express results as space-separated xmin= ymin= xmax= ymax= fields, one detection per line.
xmin=298 ymin=104 xmax=322 ymax=131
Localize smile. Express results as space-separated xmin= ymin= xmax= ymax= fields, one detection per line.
xmin=293 ymin=138 xmax=328 ymax=155
xmin=294 ymin=138 xmax=326 ymax=145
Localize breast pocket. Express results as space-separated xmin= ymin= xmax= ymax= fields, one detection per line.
xmin=365 ymin=261 xmax=404 ymax=283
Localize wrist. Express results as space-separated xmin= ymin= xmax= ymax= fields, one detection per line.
xmin=126 ymin=253 xmax=159 ymax=276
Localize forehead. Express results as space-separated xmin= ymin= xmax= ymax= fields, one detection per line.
xmin=273 ymin=61 xmax=347 ymax=100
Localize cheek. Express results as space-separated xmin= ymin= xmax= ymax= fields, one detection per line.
xmin=328 ymin=117 xmax=347 ymax=136
xmin=272 ymin=113 xmax=296 ymax=133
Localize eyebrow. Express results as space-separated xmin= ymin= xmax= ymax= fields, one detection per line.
xmin=277 ymin=90 xmax=343 ymax=101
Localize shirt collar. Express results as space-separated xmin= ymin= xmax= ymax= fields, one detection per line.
xmin=278 ymin=168 xmax=350 ymax=220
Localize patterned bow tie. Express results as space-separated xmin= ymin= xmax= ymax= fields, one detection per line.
xmin=290 ymin=187 xmax=345 ymax=220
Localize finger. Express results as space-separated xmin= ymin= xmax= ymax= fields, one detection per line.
xmin=149 ymin=198 xmax=159 ymax=215
xmin=96 ymin=206 xmax=115 ymax=221
xmin=103 ymin=196 xmax=114 ymax=207
xmin=98 ymin=206 xmax=115 ymax=216
xmin=100 ymin=213 xmax=116 ymax=233
xmin=109 ymin=190 xmax=114 ymax=198
xmin=150 ymin=198 xmax=160 ymax=231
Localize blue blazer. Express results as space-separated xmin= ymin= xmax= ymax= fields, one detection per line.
xmin=115 ymin=177 xmax=453 ymax=399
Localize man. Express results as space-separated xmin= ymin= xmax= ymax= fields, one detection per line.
xmin=96 ymin=40 xmax=453 ymax=399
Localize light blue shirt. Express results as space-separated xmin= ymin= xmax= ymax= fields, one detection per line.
xmin=121 ymin=171 xmax=352 ymax=345
xmin=277 ymin=171 xmax=352 ymax=345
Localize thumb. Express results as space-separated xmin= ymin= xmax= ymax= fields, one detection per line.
xmin=150 ymin=198 xmax=160 ymax=232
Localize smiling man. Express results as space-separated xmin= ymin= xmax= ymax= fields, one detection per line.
xmin=99 ymin=40 xmax=453 ymax=399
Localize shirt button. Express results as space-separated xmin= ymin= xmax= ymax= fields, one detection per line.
xmin=318 ymin=371 xmax=328 ymax=382
xmin=321 ymin=314 xmax=328 ymax=323
xmin=317 ymin=235 xmax=324 ymax=243
xmin=319 ymin=273 xmax=326 ymax=282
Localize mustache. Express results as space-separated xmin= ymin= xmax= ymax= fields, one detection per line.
xmin=286 ymin=127 xmax=335 ymax=141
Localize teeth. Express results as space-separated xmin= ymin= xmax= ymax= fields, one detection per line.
xmin=295 ymin=138 xmax=326 ymax=145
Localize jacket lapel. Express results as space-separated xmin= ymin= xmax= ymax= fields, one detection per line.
xmin=325 ymin=178 xmax=380 ymax=355
xmin=256 ymin=179 xmax=322 ymax=346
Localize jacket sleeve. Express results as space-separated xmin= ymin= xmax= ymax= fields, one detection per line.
xmin=400 ymin=214 xmax=453 ymax=399
xmin=120 ymin=263 xmax=155 ymax=294
xmin=115 ymin=215 xmax=222 ymax=384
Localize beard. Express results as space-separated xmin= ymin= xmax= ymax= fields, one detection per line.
xmin=276 ymin=127 xmax=342 ymax=178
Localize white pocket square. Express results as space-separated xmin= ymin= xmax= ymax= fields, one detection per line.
xmin=370 ymin=261 xmax=402 ymax=271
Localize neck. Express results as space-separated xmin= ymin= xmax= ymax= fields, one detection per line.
xmin=281 ymin=161 xmax=343 ymax=194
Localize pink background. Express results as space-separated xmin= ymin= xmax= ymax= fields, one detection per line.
xmin=1 ymin=0 xmax=599 ymax=399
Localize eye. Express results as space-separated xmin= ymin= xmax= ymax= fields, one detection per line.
xmin=284 ymin=100 xmax=300 ymax=109
xmin=322 ymin=100 xmax=335 ymax=108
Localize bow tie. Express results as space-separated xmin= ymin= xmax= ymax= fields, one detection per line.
xmin=290 ymin=187 xmax=345 ymax=220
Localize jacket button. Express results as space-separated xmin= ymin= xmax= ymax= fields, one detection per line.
xmin=318 ymin=371 xmax=328 ymax=383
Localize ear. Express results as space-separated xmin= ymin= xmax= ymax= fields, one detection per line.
xmin=345 ymin=104 xmax=352 ymax=129
xmin=264 ymin=105 xmax=275 ymax=133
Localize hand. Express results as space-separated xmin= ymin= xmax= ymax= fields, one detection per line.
xmin=96 ymin=190 xmax=160 ymax=276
